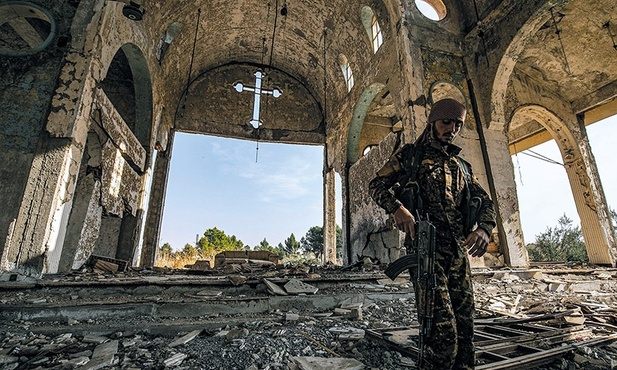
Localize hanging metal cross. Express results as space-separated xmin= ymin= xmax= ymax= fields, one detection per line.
xmin=233 ymin=71 xmax=282 ymax=128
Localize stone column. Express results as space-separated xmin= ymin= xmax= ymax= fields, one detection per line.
xmin=563 ymin=118 xmax=616 ymax=265
xmin=1 ymin=138 xmax=83 ymax=276
xmin=484 ymin=123 xmax=529 ymax=267
xmin=140 ymin=132 xmax=174 ymax=268
xmin=323 ymin=160 xmax=337 ymax=264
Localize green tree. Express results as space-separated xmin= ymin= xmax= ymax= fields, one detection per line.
xmin=254 ymin=238 xmax=285 ymax=258
xmin=301 ymin=226 xmax=324 ymax=256
xmin=197 ymin=227 xmax=245 ymax=257
xmin=284 ymin=233 xmax=301 ymax=255
xmin=527 ymin=215 xmax=588 ymax=263
xmin=159 ymin=242 xmax=173 ymax=259
xmin=180 ymin=243 xmax=198 ymax=259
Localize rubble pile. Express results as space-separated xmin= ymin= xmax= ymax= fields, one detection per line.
xmin=0 ymin=263 xmax=616 ymax=369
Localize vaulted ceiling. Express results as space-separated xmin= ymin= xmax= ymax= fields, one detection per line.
xmin=119 ymin=0 xmax=617 ymax=146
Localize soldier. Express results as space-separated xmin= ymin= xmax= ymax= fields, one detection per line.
xmin=369 ymin=98 xmax=496 ymax=369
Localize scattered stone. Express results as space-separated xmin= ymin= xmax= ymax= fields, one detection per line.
xmin=284 ymin=279 xmax=319 ymax=295
xmin=163 ymin=352 xmax=187 ymax=367
xmin=328 ymin=327 xmax=365 ymax=340
xmin=227 ymin=274 xmax=247 ymax=286
xmin=169 ymin=330 xmax=202 ymax=348
xmin=291 ymin=356 xmax=365 ymax=370
xmin=286 ymin=313 xmax=300 ymax=321
xmin=0 ymin=355 xmax=19 ymax=365
xmin=82 ymin=335 xmax=108 ymax=344
xmin=263 ymin=278 xmax=288 ymax=296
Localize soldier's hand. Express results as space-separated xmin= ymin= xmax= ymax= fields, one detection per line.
xmin=393 ymin=205 xmax=416 ymax=239
xmin=463 ymin=228 xmax=490 ymax=257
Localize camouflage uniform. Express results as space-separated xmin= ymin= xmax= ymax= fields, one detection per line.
xmin=369 ymin=138 xmax=496 ymax=369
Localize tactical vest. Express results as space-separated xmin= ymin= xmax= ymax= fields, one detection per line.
xmin=393 ymin=142 xmax=482 ymax=234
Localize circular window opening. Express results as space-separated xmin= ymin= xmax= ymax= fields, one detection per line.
xmin=0 ymin=2 xmax=56 ymax=56
xmin=415 ymin=0 xmax=447 ymax=21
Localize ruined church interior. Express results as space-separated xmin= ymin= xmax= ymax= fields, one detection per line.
xmin=1 ymin=0 xmax=617 ymax=368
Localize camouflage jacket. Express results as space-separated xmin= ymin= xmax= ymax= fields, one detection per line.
xmin=369 ymin=139 xmax=496 ymax=249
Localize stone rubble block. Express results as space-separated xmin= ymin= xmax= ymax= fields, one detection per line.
xmin=290 ymin=356 xmax=365 ymax=370
xmin=163 ymin=352 xmax=187 ymax=367
xmin=263 ymin=278 xmax=288 ymax=296
xmin=82 ymin=334 xmax=108 ymax=344
xmin=169 ymin=330 xmax=202 ymax=348
xmin=328 ymin=327 xmax=365 ymax=340
xmin=78 ymin=340 xmax=118 ymax=370
xmin=569 ymin=281 xmax=603 ymax=293
xmin=284 ymin=279 xmax=319 ymax=295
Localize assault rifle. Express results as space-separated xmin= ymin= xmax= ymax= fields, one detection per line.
xmin=384 ymin=219 xmax=436 ymax=369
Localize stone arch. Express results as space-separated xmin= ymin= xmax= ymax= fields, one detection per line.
xmin=101 ymin=43 xmax=153 ymax=152
xmin=510 ymin=105 xmax=614 ymax=264
xmin=346 ymin=83 xmax=387 ymax=164
xmin=490 ymin=4 xmax=557 ymax=129
xmin=429 ymin=81 xmax=466 ymax=106
xmin=96 ymin=43 xmax=153 ymax=268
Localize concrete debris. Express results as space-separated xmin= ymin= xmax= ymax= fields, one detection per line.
xmin=227 ymin=274 xmax=248 ymax=286
xmin=188 ymin=260 xmax=212 ymax=271
xmin=328 ymin=327 xmax=366 ymax=340
xmin=169 ymin=329 xmax=202 ymax=347
xmin=0 ymin=264 xmax=616 ymax=369
xmin=163 ymin=352 xmax=187 ymax=366
xmin=263 ymin=278 xmax=288 ymax=295
xmin=284 ymin=278 xmax=319 ymax=294
xmin=291 ymin=356 xmax=365 ymax=370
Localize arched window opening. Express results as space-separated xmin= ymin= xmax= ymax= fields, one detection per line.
xmin=339 ymin=54 xmax=354 ymax=92
xmin=361 ymin=6 xmax=384 ymax=53
xmin=371 ymin=16 xmax=383 ymax=53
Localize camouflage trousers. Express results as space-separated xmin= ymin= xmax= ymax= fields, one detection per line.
xmin=410 ymin=244 xmax=475 ymax=370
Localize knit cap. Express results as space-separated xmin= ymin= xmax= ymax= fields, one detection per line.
xmin=427 ymin=98 xmax=467 ymax=123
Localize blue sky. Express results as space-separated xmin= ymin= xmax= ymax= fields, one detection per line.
xmin=159 ymin=116 xmax=616 ymax=250
xmin=513 ymin=115 xmax=616 ymax=242
xmin=159 ymin=135 xmax=327 ymax=249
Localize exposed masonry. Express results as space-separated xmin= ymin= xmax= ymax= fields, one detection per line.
xmin=0 ymin=0 xmax=616 ymax=276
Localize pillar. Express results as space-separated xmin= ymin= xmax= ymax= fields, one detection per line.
xmin=323 ymin=159 xmax=337 ymax=264
xmin=484 ymin=123 xmax=529 ymax=267
xmin=139 ymin=131 xmax=174 ymax=268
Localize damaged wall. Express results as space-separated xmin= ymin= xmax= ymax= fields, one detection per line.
xmin=1 ymin=0 xmax=616 ymax=276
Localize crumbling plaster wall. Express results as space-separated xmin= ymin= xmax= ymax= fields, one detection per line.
xmin=175 ymin=64 xmax=324 ymax=144
xmin=348 ymin=133 xmax=405 ymax=264
xmin=0 ymin=0 xmax=81 ymax=275
xmin=2 ymin=0 xmax=167 ymax=275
